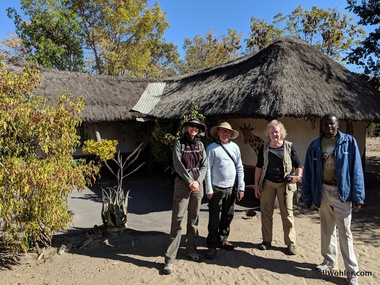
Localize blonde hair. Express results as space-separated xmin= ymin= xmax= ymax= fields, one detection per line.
xmin=264 ymin=120 xmax=287 ymax=140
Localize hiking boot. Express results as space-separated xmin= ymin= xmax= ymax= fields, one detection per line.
xmin=287 ymin=244 xmax=296 ymax=255
xmin=220 ymin=241 xmax=235 ymax=250
xmin=259 ymin=241 xmax=271 ymax=250
xmin=205 ymin=248 xmax=217 ymax=260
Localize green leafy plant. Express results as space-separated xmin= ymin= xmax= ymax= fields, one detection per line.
xmin=0 ymin=63 xmax=99 ymax=254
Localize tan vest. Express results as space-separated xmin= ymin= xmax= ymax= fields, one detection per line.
xmin=258 ymin=140 xmax=297 ymax=192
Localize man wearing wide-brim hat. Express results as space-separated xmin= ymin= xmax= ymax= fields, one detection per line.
xmin=209 ymin=122 xmax=240 ymax=140
xmin=205 ymin=122 xmax=245 ymax=260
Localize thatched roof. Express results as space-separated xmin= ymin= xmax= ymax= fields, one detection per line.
xmin=146 ymin=36 xmax=380 ymax=121
xmin=4 ymin=36 xmax=380 ymax=123
xmin=4 ymin=61 xmax=153 ymax=123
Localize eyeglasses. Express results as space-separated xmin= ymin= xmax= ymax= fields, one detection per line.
xmin=218 ymin=128 xmax=231 ymax=134
xmin=188 ymin=124 xmax=200 ymax=129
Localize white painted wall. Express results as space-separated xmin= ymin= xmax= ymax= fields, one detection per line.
xmin=216 ymin=118 xmax=366 ymax=168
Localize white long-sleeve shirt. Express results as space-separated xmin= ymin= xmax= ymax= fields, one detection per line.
xmin=205 ymin=141 xmax=245 ymax=195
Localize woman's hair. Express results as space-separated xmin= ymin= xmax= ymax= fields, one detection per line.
xmin=264 ymin=119 xmax=287 ymax=139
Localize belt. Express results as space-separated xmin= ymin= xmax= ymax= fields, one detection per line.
xmin=323 ymin=181 xmax=337 ymax=187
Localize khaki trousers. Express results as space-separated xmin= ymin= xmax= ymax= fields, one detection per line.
xmin=260 ymin=179 xmax=296 ymax=246
xmin=319 ymin=184 xmax=359 ymax=275
xmin=164 ymin=177 xmax=203 ymax=264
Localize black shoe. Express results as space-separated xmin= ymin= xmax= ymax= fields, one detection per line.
xmin=220 ymin=241 xmax=235 ymax=250
xmin=259 ymin=241 xmax=271 ymax=250
xmin=205 ymin=248 xmax=217 ymax=260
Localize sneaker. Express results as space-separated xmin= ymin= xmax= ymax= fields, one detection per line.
xmin=205 ymin=248 xmax=217 ymax=260
xmin=220 ymin=241 xmax=235 ymax=250
xmin=259 ymin=241 xmax=271 ymax=250
xmin=346 ymin=276 xmax=359 ymax=285
xmin=287 ymin=244 xmax=296 ymax=255
xmin=315 ymin=263 xmax=338 ymax=272
xmin=163 ymin=263 xmax=173 ymax=275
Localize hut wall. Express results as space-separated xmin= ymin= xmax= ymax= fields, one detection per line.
xmin=73 ymin=122 xmax=138 ymax=157
xmin=216 ymin=118 xmax=366 ymax=168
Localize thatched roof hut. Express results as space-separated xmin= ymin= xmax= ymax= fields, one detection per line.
xmin=144 ymin=36 xmax=380 ymax=122
xmin=5 ymin=36 xmax=380 ymax=123
xmin=4 ymin=61 xmax=153 ymax=123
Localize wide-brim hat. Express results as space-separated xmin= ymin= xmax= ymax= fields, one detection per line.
xmin=210 ymin=122 xmax=239 ymax=139
xmin=181 ymin=118 xmax=206 ymax=133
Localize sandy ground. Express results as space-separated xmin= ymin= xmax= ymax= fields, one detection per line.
xmin=1 ymin=137 xmax=380 ymax=285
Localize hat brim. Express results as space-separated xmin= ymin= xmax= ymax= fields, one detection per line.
xmin=210 ymin=126 xmax=239 ymax=139
xmin=182 ymin=122 xmax=206 ymax=133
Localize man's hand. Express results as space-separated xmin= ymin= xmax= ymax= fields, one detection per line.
xmin=352 ymin=203 xmax=362 ymax=213
xmin=236 ymin=190 xmax=244 ymax=201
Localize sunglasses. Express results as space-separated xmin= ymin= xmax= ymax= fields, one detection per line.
xmin=188 ymin=124 xmax=200 ymax=129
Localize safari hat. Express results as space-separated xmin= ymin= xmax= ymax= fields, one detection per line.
xmin=181 ymin=118 xmax=206 ymax=133
xmin=210 ymin=122 xmax=239 ymax=139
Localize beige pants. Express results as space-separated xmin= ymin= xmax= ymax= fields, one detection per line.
xmin=164 ymin=177 xmax=203 ymax=264
xmin=319 ymin=184 xmax=358 ymax=275
xmin=260 ymin=179 xmax=296 ymax=246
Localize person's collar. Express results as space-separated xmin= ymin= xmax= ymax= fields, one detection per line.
xmin=185 ymin=133 xmax=199 ymax=143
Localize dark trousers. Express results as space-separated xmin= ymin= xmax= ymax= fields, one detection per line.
xmin=206 ymin=185 xmax=235 ymax=248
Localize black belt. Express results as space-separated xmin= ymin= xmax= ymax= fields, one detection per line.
xmin=324 ymin=181 xmax=337 ymax=187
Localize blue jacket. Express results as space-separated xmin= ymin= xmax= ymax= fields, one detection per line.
xmin=302 ymin=131 xmax=365 ymax=208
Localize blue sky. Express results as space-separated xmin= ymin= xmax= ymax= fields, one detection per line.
xmin=156 ymin=0 xmax=362 ymax=50
xmin=0 ymin=0 xmax=366 ymax=58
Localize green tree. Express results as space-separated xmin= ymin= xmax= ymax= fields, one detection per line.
xmin=245 ymin=5 xmax=365 ymax=62
xmin=7 ymin=0 xmax=85 ymax=71
xmin=346 ymin=0 xmax=380 ymax=87
xmin=286 ymin=6 xmax=365 ymax=61
xmin=179 ymin=29 xmax=243 ymax=75
xmin=0 ymin=63 xmax=99 ymax=253
xmin=7 ymin=0 xmax=179 ymax=77
xmin=69 ymin=0 xmax=179 ymax=77
xmin=245 ymin=14 xmax=285 ymax=53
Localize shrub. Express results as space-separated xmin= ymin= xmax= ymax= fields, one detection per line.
xmin=0 ymin=63 xmax=99 ymax=253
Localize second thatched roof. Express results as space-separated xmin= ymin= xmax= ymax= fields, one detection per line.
xmin=144 ymin=36 xmax=380 ymax=121
xmin=4 ymin=61 xmax=153 ymax=123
